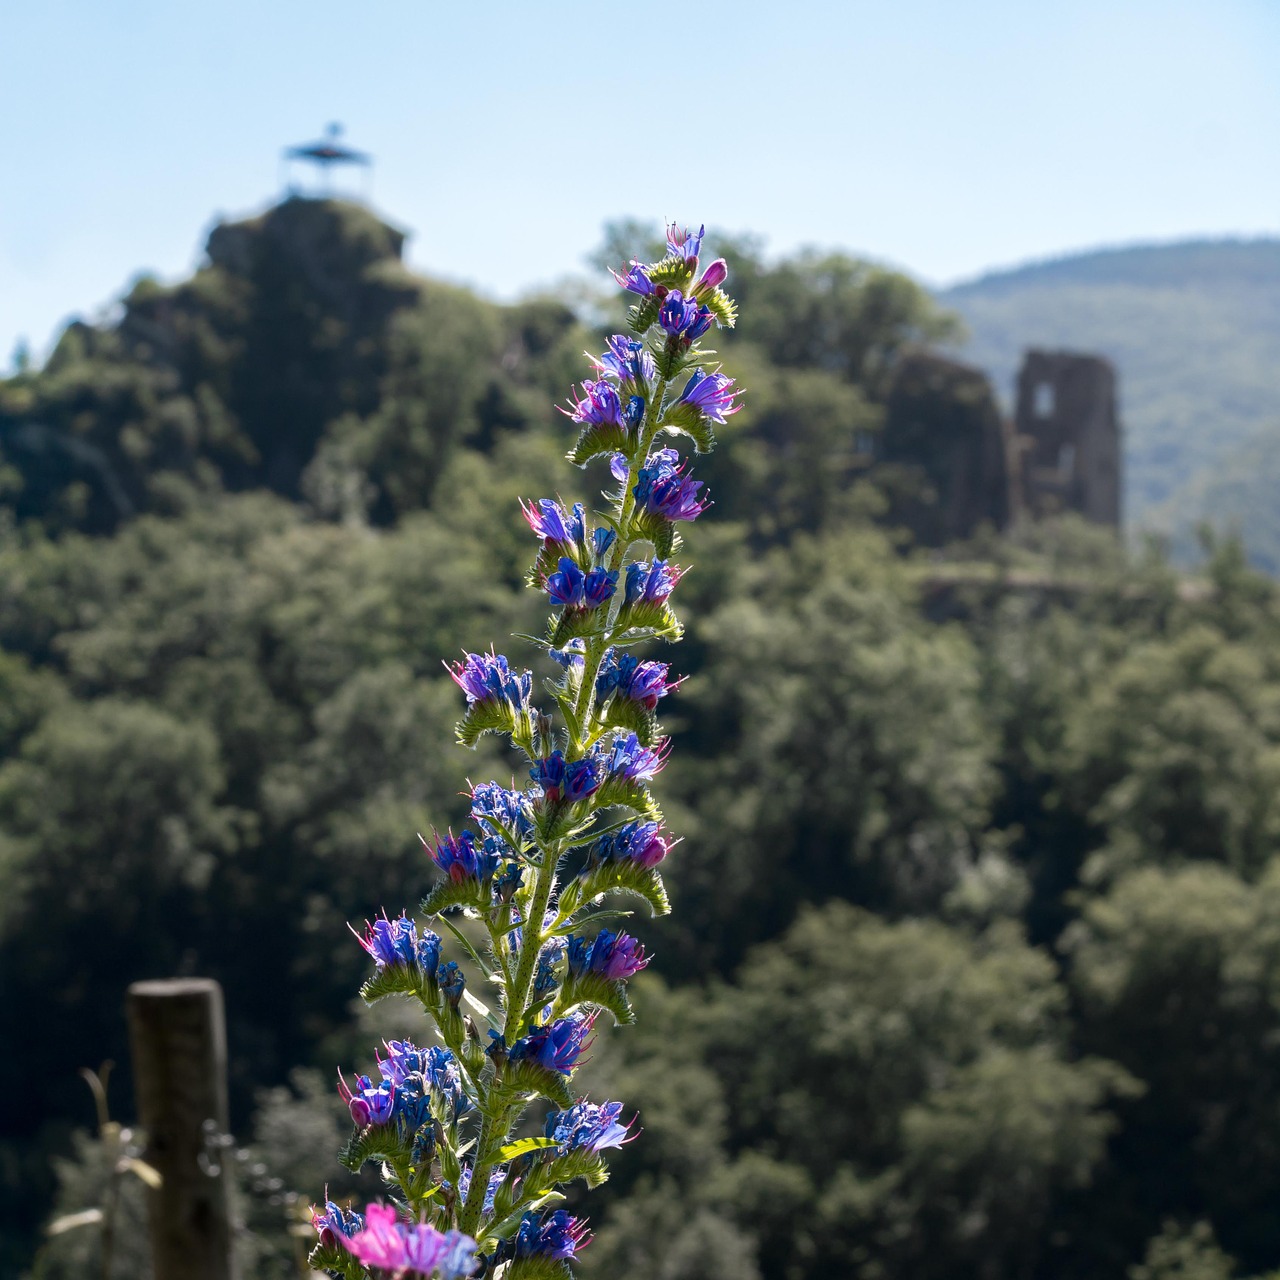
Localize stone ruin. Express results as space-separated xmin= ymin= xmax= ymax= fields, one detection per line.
xmin=878 ymin=347 xmax=1122 ymax=545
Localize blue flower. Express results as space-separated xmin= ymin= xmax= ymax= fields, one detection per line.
xmin=534 ymin=938 xmax=567 ymax=997
xmin=379 ymin=1040 xmax=471 ymax=1119
xmin=457 ymin=1163 xmax=506 ymax=1214
xmin=549 ymin=639 xmax=586 ymax=672
xmin=567 ymin=928 xmax=649 ymax=980
xmin=470 ymin=782 xmax=535 ymax=842
xmin=311 ymin=1200 xmax=365 ymax=1247
xmin=601 ymin=730 xmax=668 ymax=781
xmin=659 ymin=289 xmax=700 ymax=335
xmin=544 ymin=1100 xmax=632 ymax=1154
xmin=591 ymin=527 xmax=617 ymax=562
xmin=509 ymin=1012 xmax=595 ymax=1075
xmin=591 ymin=819 xmax=673 ymax=869
xmin=512 ymin=1210 xmax=590 ymax=1261
xmin=634 ymin=449 xmax=710 ymax=522
xmin=354 ymin=913 xmax=440 ymax=975
xmin=547 ymin=557 xmax=586 ymax=607
xmin=666 ymin=222 xmax=706 ymax=261
xmin=436 ymin=961 xmax=466 ymax=1009
xmin=521 ymin=498 xmax=586 ymax=547
xmin=582 ymin=567 xmax=618 ymax=608
xmin=564 ymin=379 xmax=625 ymax=426
xmin=624 ymin=559 xmax=679 ymax=606
xmin=610 ymin=260 xmax=655 ymax=296
xmin=447 ymin=650 xmax=533 ymax=710
xmin=676 ymin=368 xmax=741 ymax=424
xmin=531 ymin=751 xmax=602 ymax=804
xmin=425 ymin=830 xmax=500 ymax=883
xmin=686 ymin=305 xmax=715 ymax=340
xmin=338 ymin=1071 xmax=396 ymax=1128
xmin=593 ymin=334 xmax=656 ymax=388
xmin=595 ymin=649 xmax=679 ymax=709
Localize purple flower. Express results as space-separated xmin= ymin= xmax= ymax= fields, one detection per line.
xmin=354 ymin=913 xmax=441 ymax=976
xmin=544 ymin=1100 xmax=633 ymax=1154
xmin=624 ymin=559 xmax=680 ymax=607
xmin=312 ymin=1200 xmax=364 ymax=1248
xmin=567 ymin=928 xmax=649 ymax=980
xmin=547 ymin=556 xmax=586 ymax=607
xmin=591 ymin=526 xmax=616 ymax=561
xmin=634 ymin=449 xmax=710 ymax=522
xmin=344 ymin=1204 xmax=477 ymax=1280
xmin=521 ymin=498 xmax=586 ymax=547
xmin=676 ymin=368 xmax=742 ymax=424
xmin=582 ymin=567 xmax=618 ymax=608
xmin=509 ymin=1012 xmax=596 ymax=1075
xmin=659 ymin=289 xmax=700 ymax=336
xmin=593 ymin=334 xmax=657 ymax=388
xmin=534 ymin=937 xmax=567 ymax=997
xmin=610 ymin=260 xmax=655 ymax=296
xmin=457 ymin=1163 xmax=506 ymax=1215
xmin=601 ymin=730 xmax=669 ymax=781
xmin=666 ymin=221 xmax=705 ymax=261
xmin=447 ymin=650 xmax=533 ymax=711
xmin=687 ymin=306 xmax=715 ymax=340
xmin=377 ymin=1041 xmax=470 ymax=1118
xmin=436 ymin=960 xmax=465 ymax=1008
xmin=593 ymin=820 xmax=673 ymax=869
xmin=549 ymin=639 xmax=586 ymax=672
xmin=338 ymin=1071 xmax=396 ymax=1128
xmin=424 ymin=830 xmax=499 ymax=883
xmin=530 ymin=750 xmax=602 ymax=804
xmin=695 ymin=257 xmax=728 ymax=292
xmin=512 ymin=1210 xmax=591 ymax=1262
xmin=596 ymin=650 xmax=679 ymax=710
xmin=564 ymin=378 xmax=625 ymax=426
xmin=470 ymin=782 xmax=534 ymax=841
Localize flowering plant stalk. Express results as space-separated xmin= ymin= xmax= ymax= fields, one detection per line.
xmin=309 ymin=223 xmax=740 ymax=1280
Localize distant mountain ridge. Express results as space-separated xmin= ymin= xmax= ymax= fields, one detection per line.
xmin=937 ymin=237 xmax=1280 ymax=548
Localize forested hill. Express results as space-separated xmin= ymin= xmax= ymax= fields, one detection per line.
xmin=939 ymin=238 xmax=1280 ymax=542
xmin=14 ymin=201 xmax=1280 ymax=1280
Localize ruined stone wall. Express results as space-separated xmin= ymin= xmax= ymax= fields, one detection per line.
xmin=1014 ymin=349 xmax=1121 ymax=527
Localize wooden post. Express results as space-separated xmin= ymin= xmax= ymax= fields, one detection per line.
xmin=127 ymin=978 xmax=237 ymax=1280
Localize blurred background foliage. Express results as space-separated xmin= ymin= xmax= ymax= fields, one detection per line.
xmin=7 ymin=199 xmax=1280 ymax=1279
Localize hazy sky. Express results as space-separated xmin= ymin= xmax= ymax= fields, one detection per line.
xmin=3 ymin=0 xmax=1277 ymax=362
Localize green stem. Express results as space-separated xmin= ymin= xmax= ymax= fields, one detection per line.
xmin=459 ymin=350 xmax=678 ymax=1237
xmin=572 ymin=366 xmax=672 ymax=753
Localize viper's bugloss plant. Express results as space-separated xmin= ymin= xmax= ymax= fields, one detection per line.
xmin=309 ymin=222 xmax=739 ymax=1280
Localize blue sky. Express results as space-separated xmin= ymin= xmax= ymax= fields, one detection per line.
xmin=2 ymin=0 xmax=1277 ymax=362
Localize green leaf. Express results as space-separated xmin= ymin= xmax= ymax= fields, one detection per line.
xmin=659 ymin=403 xmax=717 ymax=454
xmin=549 ymin=605 xmax=608 ymax=649
xmin=647 ymin=255 xmax=696 ymax=290
xmin=495 ymin=1136 xmax=560 ymax=1162
xmin=627 ymin=298 xmax=660 ymax=335
xmin=700 ymin=286 xmax=737 ymax=328
xmin=497 ymin=1059 xmax=575 ymax=1109
xmin=455 ymin=699 xmax=520 ymax=748
xmin=422 ymin=877 xmax=491 ymax=917
xmin=437 ymin=912 xmax=496 ymax=981
xmin=568 ymin=420 xmax=631 ymax=468
xmin=564 ymin=861 xmax=671 ymax=918
xmin=558 ymin=971 xmax=635 ymax=1025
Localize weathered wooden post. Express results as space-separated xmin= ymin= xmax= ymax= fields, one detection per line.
xmin=127 ymin=978 xmax=238 ymax=1280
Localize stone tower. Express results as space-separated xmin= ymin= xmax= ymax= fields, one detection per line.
xmin=1015 ymin=349 xmax=1121 ymax=527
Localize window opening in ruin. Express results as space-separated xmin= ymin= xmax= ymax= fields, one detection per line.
xmin=1034 ymin=382 xmax=1055 ymax=417
xmin=1058 ymin=443 xmax=1076 ymax=477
